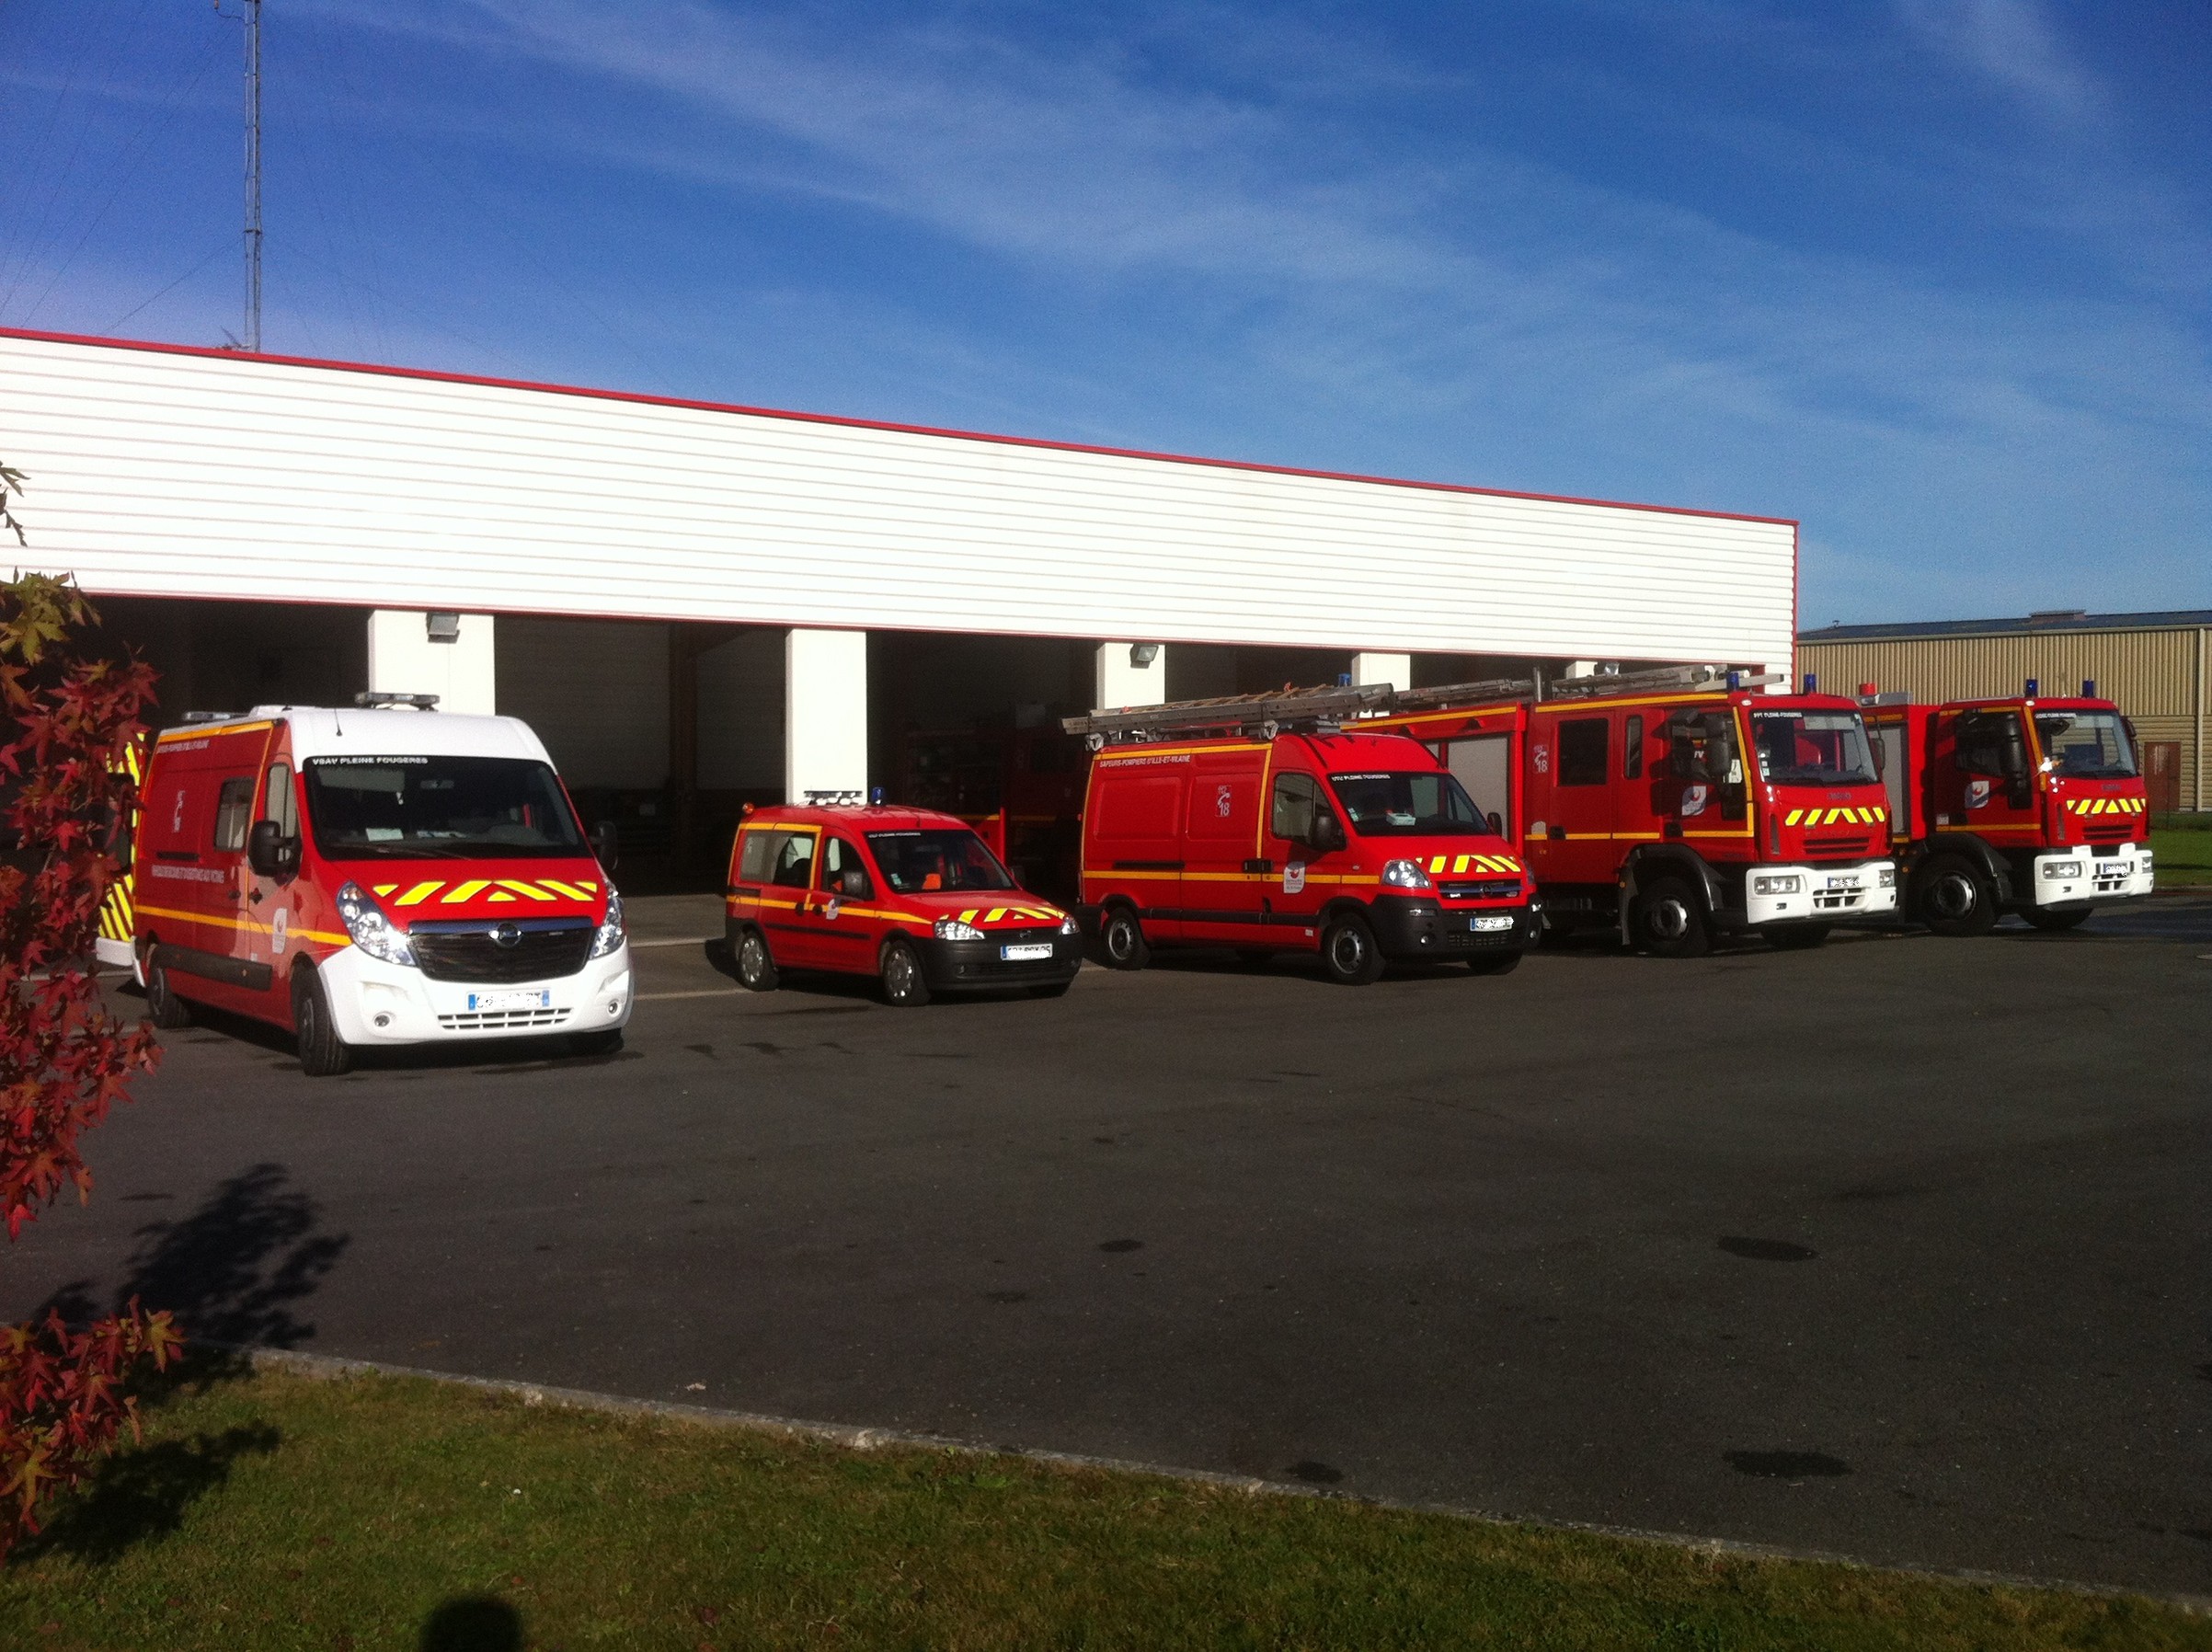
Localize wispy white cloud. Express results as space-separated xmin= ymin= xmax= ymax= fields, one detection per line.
xmin=1892 ymin=0 xmax=2098 ymax=119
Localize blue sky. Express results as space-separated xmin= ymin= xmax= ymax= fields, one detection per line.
xmin=2 ymin=0 xmax=2205 ymax=626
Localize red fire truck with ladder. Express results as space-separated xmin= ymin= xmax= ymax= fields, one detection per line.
xmin=1844 ymin=677 xmax=2153 ymax=935
xmin=1365 ymin=665 xmax=1898 ymax=957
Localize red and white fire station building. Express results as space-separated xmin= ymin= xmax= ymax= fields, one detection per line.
xmin=0 ymin=326 xmax=1798 ymax=868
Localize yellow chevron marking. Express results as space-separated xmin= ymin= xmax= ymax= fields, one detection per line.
xmin=487 ymin=891 xmax=516 ymax=902
xmin=960 ymin=909 xmax=980 ymax=924
xmin=373 ymin=884 xmax=399 ymax=898
xmin=535 ymin=879 xmax=590 ymax=900
xmin=497 ymin=879 xmax=558 ymax=901
xmin=1428 ymin=855 xmax=1446 ymax=874
xmin=441 ymin=880 xmax=492 ymax=904
xmin=579 ymin=881 xmax=600 ymax=893
xmin=393 ymin=881 xmax=443 ymax=906
xmin=986 ymin=908 xmax=1007 ymax=923
xmin=1784 ymin=809 xmax=1803 ymax=826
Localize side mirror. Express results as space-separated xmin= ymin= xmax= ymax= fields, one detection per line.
xmin=590 ymin=820 xmax=620 ymax=872
xmin=839 ymin=866 xmax=872 ymax=900
xmin=1485 ymin=810 xmax=1503 ymax=836
xmin=246 ymin=819 xmax=299 ymax=879
xmin=1310 ymin=810 xmax=1346 ymax=854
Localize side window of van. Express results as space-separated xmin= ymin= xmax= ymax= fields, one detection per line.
xmin=737 ymin=829 xmax=776 ymax=884
xmin=771 ymin=833 xmax=817 ymax=889
xmin=1558 ymin=719 xmax=1609 ymax=786
xmin=1270 ymin=773 xmax=1319 ymax=842
xmin=212 ymin=775 xmax=255 ymax=852
xmin=263 ymin=763 xmax=298 ymax=836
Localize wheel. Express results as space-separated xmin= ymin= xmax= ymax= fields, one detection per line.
xmin=2022 ymin=905 xmax=2091 ymax=932
xmin=735 ymin=927 xmax=780 ymax=992
xmin=1917 ymin=854 xmax=1998 ymax=937
xmin=1634 ymin=875 xmax=1712 ymax=959
xmin=1026 ymin=980 xmax=1073 ymax=999
xmin=570 ymin=1027 xmax=625 ymax=1056
xmin=880 ymin=937 xmax=932 ymax=1007
xmin=1099 ymin=906 xmax=1151 ymax=971
xmin=1767 ymin=924 xmax=1830 ymax=951
xmin=1466 ymin=950 xmax=1522 ymax=976
xmin=1320 ymin=912 xmax=1384 ymax=985
xmin=291 ymin=966 xmax=354 ymax=1078
xmin=143 ymin=947 xmax=192 ymax=1029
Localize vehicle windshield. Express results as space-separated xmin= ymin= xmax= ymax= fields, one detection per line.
xmin=1326 ymin=771 xmax=1495 ymax=837
xmin=1751 ymin=710 xmax=1876 ymax=786
xmin=303 ymin=755 xmax=588 ymax=860
xmin=865 ymin=829 xmax=1015 ymax=893
xmin=2034 ymin=709 xmax=2137 ymax=778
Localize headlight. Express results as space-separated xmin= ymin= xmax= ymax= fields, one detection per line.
xmin=1752 ymin=874 xmax=1804 ymax=896
xmin=590 ymin=889 xmax=626 ymax=959
xmin=934 ymin=917 xmax=985 ymax=941
xmin=1877 ymin=866 xmax=1897 ymax=888
xmin=1381 ymin=858 xmax=1432 ymax=889
xmin=1060 ymin=913 xmax=1081 ymax=936
xmin=2042 ymin=860 xmax=2084 ymax=879
xmin=2138 ymin=851 xmax=2153 ymax=871
xmin=335 ymin=881 xmax=417 ymax=967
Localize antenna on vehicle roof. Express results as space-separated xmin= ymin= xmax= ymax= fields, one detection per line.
xmin=353 ymin=692 xmax=441 ymax=710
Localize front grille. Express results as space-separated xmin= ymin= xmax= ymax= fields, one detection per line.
xmin=1811 ymin=889 xmax=1870 ymax=912
xmin=411 ymin=920 xmax=594 ymax=984
xmin=436 ymin=1008 xmax=572 ymax=1031
xmin=1436 ymin=926 xmax=1519 ymax=950
xmin=2082 ymin=822 xmax=2132 ymax=843
xmin=988 ymin=924 xmax=1060 ymax=946
xmin=1804 ymin=835 xmax=1873 ymax=857
xmin=1438 ymin=880 xmax=1520 ymax=901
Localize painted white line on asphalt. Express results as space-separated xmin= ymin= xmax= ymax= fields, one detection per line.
xmin=634 ymin=988 xmax=745 ymax=1002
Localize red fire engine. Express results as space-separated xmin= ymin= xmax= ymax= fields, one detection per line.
xmin=1366 ymin=665 xmax=1898 ymax=956
xmin=1848 ymin=677 xmax=2153 ymax=934
xmin=1067 ymin=686 xmax=1538 ymax=983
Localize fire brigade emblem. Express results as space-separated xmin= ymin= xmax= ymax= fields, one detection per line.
xmin=1681 ymin=784 xmax=1709 ymax=818
xmin=1216 ymin=784 xmax=1232 ymax=818
xmin=824 ymin=897 xmax=841 ymax=922
xmin=1283 ymin=861 xmax=1306 ymax=895
xmin=1967 ymin=779 xmax=1992 ymax=809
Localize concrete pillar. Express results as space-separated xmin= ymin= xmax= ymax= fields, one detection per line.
xmin=785 ymin=628 xmax=868 ymax=803
xmin=1095 ymin=641 xmax=1167 ymax=711
xmin=1350 ymin=652 xmax=1412 ymax=692
xmin=367 ymin=610 xmax=495 ymax=714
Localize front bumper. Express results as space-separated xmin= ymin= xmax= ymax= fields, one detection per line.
xmin=317 ymin=941 xmax=634 ymax=1045
xmin=1369 ymin=896 xmax=1538 ymax=960
xmin=2031 ymin=848 xmax=2153 ymax=909
xmin=1743 ymin=861 xmax=1898 ymax=926
xmin=922 ymin=932 xmax=1084 ymax=992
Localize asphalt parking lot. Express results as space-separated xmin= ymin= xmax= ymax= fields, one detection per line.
xmin=6 ymin=896 xmax=2209 ymax=1596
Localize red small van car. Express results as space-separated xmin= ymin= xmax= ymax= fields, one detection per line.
xmin=724 ymin=803 xmax=1083 ymax=1005
xmin=1079 ymin=727 xmax=1537 ymax=982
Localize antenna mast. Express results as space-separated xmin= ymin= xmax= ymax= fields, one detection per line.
xmin=242 ymin=0 xmax=262 ymax=351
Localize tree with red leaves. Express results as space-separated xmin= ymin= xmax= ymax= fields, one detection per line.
xmin=1 ymin=520 xmax=180 ymax=1554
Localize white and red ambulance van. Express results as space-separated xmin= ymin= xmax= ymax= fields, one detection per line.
xmin=132 ymin=700 xmax=630 ymax=1075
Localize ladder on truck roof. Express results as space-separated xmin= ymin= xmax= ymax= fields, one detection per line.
xmin=1398 ymin=662 xmax=1782 ymax=712
xmin=1060 ymin=683 xmax=1392 ymax=750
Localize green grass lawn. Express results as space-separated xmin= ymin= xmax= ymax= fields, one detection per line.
xmin=3 ymin=1362 xmax=2206 ymax=1650
xmin=2149 ymin=815 xmax=2212 ymax=888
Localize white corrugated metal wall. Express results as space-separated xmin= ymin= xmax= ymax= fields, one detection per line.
xmin=0 ymin=329 xmax=1797 ymax=668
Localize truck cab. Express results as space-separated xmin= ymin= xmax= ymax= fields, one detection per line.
xmin=1860 ymin=684 xmax=2152 ymax=934
xmin=1069 ymin=688 xmax=1538 ymax=983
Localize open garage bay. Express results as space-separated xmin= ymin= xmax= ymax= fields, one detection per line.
xmin=6 ymin=901 xmax=2209 ymax=1597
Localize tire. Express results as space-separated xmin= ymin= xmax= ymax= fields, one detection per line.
xmin=735 ymin=926 xmax=780 ymax=992
xmin=1767 ymin=924 xmax=1830 ymax=951
xmin=1099 ymin=906 xmax=1151 ymax=971
xmin=1026 ymin=980 xmax=1073 ymax=999
xmin=143 ymin=948 xmax=192 ymax=1029
xmin=1918 ymin=854 xmax=1998 ymax=937
xmin=2022 ymin=905 xmax=2091 ymax=933
xmin=881 ymin=937 xmax=932 ymax=1007
xmin=570 ymin=1027 xmax=625 ymax=1056
xmin=1466 ymin=950 xmax=1522 ymax=976
xmin=1634 ymin=875 xmax=1712 ymax=959
xmin=291 ymin=966 xmax=354 ymax=1078
xmin=1320 ymin=912 xmax=1384 ymax=985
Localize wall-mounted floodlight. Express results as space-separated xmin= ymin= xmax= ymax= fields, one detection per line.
xmin=426 ymin=611 xmax=463 ymax=644
xmin=1129 ymin=642 xmax=1160 ymax=668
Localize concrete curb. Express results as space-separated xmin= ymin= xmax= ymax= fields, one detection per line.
xmin=220 ymin=1343 xmax=2209 ymax=1618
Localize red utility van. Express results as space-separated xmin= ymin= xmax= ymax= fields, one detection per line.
xmin=1067 ymin=688 xmax=1538 ymax=983
xmin=1368 ymin=667 xmax=1898 ymax=956
xmin=1854 ymin=682 xmax=2153 ymax=934
xmin=132 ymin=700 xmax=629 ymax=1076
xmin=724 ymin=802 xmax=1083 ymax=1005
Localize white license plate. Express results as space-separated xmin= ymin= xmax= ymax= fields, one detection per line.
xmin=1471 ymin=914 xmax=1515 ymax=933
xmin=1825 ymin=875 xmax=1862 ymax=889
xmin=467 ymin=989 xmax=552 ymax=1012
xmin=1001 ymin=943 xmax=1054 ymax=961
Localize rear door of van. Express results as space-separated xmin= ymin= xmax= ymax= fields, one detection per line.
xmin=140 ymin=722 xmax=277 ymax=1013
xmin=1177 ymin=744 xmax=1268 ymax=946
xmin=1086 ymin=751 xmax=1188 ymax=940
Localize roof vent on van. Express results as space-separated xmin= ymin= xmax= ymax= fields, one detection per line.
xmin=354 ymin=692 xmax=441 ymax=710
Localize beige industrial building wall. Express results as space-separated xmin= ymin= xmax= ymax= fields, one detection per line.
xmin=1796 ymin=624 xmax=2209 ymax=811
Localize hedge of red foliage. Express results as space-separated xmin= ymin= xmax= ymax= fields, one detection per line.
xmin=1 ymin=572 xmax=178 ymax=1554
